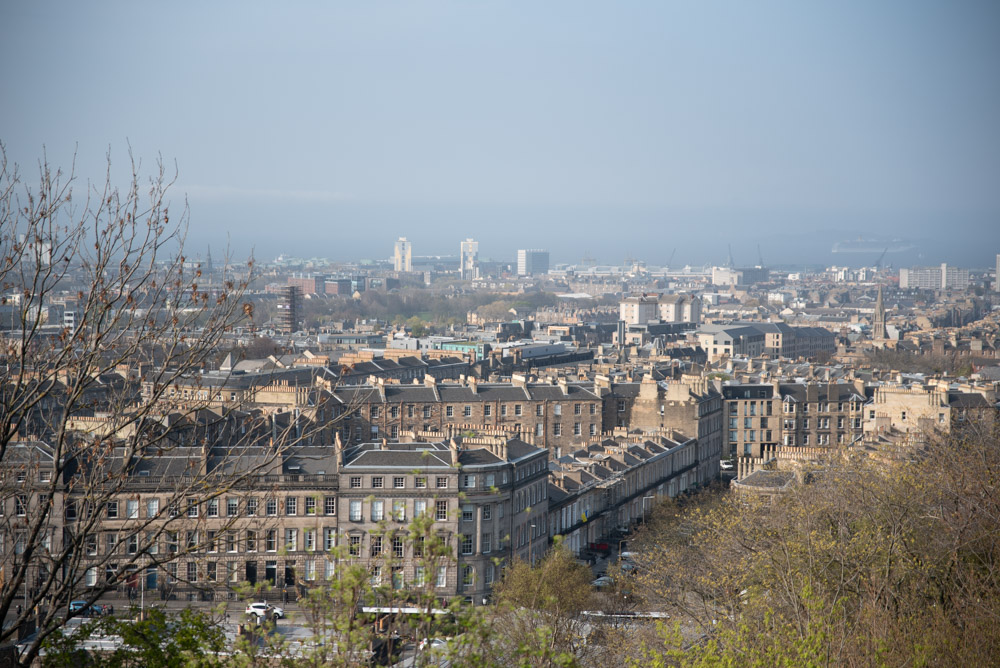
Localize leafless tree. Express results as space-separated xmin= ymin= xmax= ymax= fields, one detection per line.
xmin=0 ymin=144 xmax=331 ymax=665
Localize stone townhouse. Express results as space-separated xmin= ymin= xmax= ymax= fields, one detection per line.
xmin=336 ymin=433 xmax=548 ymax=605
xmin=595 ymin=375 xmax=724 ymax=479
xmin=547 ymin=431 xmax=706 ymax=556
xmin=723 ymin=381 xmax=867 ymax=458
xmin=332 ymin=375 xmax=603 ymax=458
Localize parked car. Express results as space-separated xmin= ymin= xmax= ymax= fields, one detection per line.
xmin=591 ymin=576 xmax=614 ymax=588
xmin=69 ymin=600 xmax=91 ymax=615
xmin=620 ymin=551 xmax=638 ymax=562
xmin=245 ymin=602 xmax=284 ymax=620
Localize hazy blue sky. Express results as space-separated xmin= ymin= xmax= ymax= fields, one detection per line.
xmin=2 ymin=1 xmax=999 ymax=267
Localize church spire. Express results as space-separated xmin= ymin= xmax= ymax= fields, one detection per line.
xmin=873 ymin=284 xmax=887 ymax=341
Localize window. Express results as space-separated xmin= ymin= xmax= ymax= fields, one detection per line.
xmin=462 ymin=565 xmax=475 ymax=588
xmin=324 ymin=528 xmax=337 ymax=551
xmin=226 ymin=531 xmax=237 ymax=553
xmin=462 ymin=505 xmax=474 ymax=522
xmin=436 ymin=566 xmax=447 ymax=588
xmin=514 ymin=404 xmax=522 ymax=416
xmin=414 ymin=499 xmax=427 ymax=517
xmin=413 ymin=536 xmax=425 ymax=558
xmin=286 ymin=529 xmax=297 ymax=552
xmin=246 ymin=530 xmax=257 ymax=552
xmin=187 ymin=562 xmax=198 ymax=583
xmin=393 ymin=476 xmax=405 ymax=489
xmin=482 ymin=504 xmax=492 ymax=520
xmin=187 ymin=499 xmax=198 ymax=518
xmin=325 ymin=559 xmax=336 ymax=579
xmin=349 ymin=500 xmax=362 ymax=522
xmin=446 ymin=406 xmax=454 ymax=418
xmin=266 ymin=498 xmax=278 ymax=516
xmin=461 ymin=534 xmax=474 ymax=555
xmin=482 ymin=533 xmax=492 ymax=553
xmin=266 ymin=529 xmax=277 ymax=552
xmin=393 ymin=500 xmax=406 ymax=522
xmin=370 ymin=565 xmax=382 ymax=586
xmin=371 ymin=476 xmax=384 ymax=489
xmin=423 ymin=406 xmax=432 ymax=418
xmin=590 ymin=424 xmax=597 ymax=436
xmin=553 ymin=423 xmax=562 ymax=436
xmin=166 ymin=531 xmax=178 ymax=554
xmin=350 ymin=476 xmax=362 ymax=489
xmin=574 ymin=403 xmax=582 ymax=415
xmin=415 ymin=477 xmax=427 ymax=489
xmin=349 ymin=535 xmax=361 ymax=556
xmin=246 ymin=498 xmax=258 ymax=516
xmin=463 ymin=474 xmax=476 ymax=489
xmin=85 ymin=568 xmax=98 ymax=587
xmin=285 ymin=497 xmax=297 ymax=516
xmin=325 ymin=497 xmax=337 ymax=515
xmin=207 ymin=499 xmax=219 ymax=517
xmin=186 ymin=530 xmax=198 ymax=550
xmin=435 ymin=500 xmax=448 ymax=521
xmin=127 ymin=534 xmax=139 ymax=554
xmin=145 ymin=498 xmax=159 ymax=518
xmin=536 ymin=405 xmax=544 ymax=417
xmin=370 ymin=406 xmax=380 ymax=419
xmin=305 ymin=560 xmax=316 ymax=581
xmin=484 ymin=405 xmax=492 ymax=417
xmin=407 ymin=405 xmax=414 ymax=418
xmin=485 ymin=473 xmax=495 ymax=488
xmin=574 ymin=422 xmax=581 ymax=436
xmin=464 ymin=405 xmax=472 ymax=417
xmin=390 ymin=405 xmax=399 ymax=418
xmin=370 ymin=535 xmax=383 ymax=557
xmin=485 ymin=564 xmax=494 ymax=585
xmin=126 ymin=499 xmax=139 ymax=519
xmin=553 ymin=404 xmax=562 ymax=417
xmin=304 ymin=529 xmax=315 ymax=551
xmin=227 ymin=498 xmax=238 ymax=517
xmin=535 ymin=423 xmax=544 ymax=437
xmin=436 ymin=476 xmax=448 ymax=489
xmin=501 ymin=405 xmax=508 ymax=417
xmin=371 ymin=500 xmax=385 ymax=521
xmin=106 ymin=501 xmax=119 ymax=519
xmin=414 ymin=566 xmax=426 ymax=586
xmin=392 ymin=535 xmax=404 ymax=558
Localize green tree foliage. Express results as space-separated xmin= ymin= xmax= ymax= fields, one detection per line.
xmin=626 ymin=422 xmax=1000 ymax=667
xmin=486 ymin=544 xmax=598 ymax=666
xmin=42 ymin=608 xmax=226 ymax=668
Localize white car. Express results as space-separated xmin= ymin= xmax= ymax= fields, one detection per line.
xmin=245 ymin=602 xmax=284 ymax=619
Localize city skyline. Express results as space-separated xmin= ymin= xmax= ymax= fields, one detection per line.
xmin=2 ymin=1 xmax=999 ymax=267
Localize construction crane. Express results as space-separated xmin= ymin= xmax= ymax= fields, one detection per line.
xmin=727 ymin=244 xmax=735 ymax=268
xmin=667 ymin=248 xmax=676 ymax=268
xmin=875 ymin=247 xmax=889 ymax=269
xmin=757 ymin=243 xmax=765 ymax=268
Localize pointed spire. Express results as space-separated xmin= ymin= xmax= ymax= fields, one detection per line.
xmin=873 ymin=284 xmax=887 ymax=341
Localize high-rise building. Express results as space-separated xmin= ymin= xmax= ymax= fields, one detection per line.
xmin=899 ymin=263 xmax=969 ymax=290
xmin=516 ymin=249 xmax=549 ymax=277
xmin=459 ymin=238 xmax=479 ymax=280
xmin=995 ymin=254 xmax=999 ymax=292
xmin=393 ymin=237 xmax=412 ymax=272
xmin=277 ymin=285 xmax=300 ymax=333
